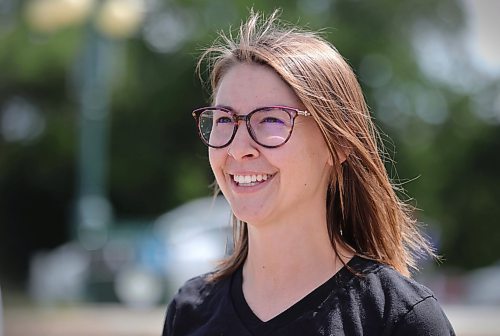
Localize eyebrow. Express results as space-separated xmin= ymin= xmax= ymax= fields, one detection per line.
xmin=214 ymin=104 xmax=234 ymax=111
xmin=214 ymin=104 xmax=290 ymax=114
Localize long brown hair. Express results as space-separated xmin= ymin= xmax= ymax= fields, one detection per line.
xmin=197 ymin=10 xmax=434 ymax=279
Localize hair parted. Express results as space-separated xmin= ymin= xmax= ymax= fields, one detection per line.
xmin=197 ymin=9 xmax=435 ymax=279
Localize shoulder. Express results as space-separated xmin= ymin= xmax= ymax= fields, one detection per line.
xmin=391 ymin=294 xmax=456 ymax=335
xmin=168 ymin=272 xmax=229 ymax=314
xmin=172 ymin=273 xmax=219 ymax=306
xmin=163 ymin=273 xmax=231 ymax=336
xmin=339 ymin=256 xmax=455 ymax=335
xmin=351 ymin=257 xmax=436 ymax=306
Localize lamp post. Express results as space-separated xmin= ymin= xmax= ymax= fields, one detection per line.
xmin=74 ymin=20 xmax=115 ymax=250
xmin=25 ymin=0 xmax=145 ymax=249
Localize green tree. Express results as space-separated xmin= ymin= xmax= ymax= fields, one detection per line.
xmin=0 ymin=0 xmax=498 ymax=285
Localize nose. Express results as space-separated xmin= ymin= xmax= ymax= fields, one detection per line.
xmin=227 ymin=121 xmax=259 ymax=160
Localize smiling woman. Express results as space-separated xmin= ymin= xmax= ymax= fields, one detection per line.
xmin=162 ymin=10 xmax=455 ymax=336
xmin=209 ymin=63 xmax=332 ymax=230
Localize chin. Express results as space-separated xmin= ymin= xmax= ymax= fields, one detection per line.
xmin=231 ymin=207 xmax=267 ymax=226
xmin=222 ymin=190 xmax=275 ymax=226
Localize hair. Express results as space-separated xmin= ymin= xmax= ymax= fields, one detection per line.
xmin=197 ymin=9 xmax=434 ymax=280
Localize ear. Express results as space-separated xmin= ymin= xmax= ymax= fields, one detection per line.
xmin=337 ymin=147 xmax=348 ymax=165
xmin=327 ymin=152 xmax=334 ymax=166
xmin=328 ymin=147 xmax=348 ymax=166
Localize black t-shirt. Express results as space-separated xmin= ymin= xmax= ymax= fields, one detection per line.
xmin=163 ymin=256 xmax=455 ymax=335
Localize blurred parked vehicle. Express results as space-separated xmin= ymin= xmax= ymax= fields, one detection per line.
xmin=29 ymin=196 xmax=232 ymax=308
xmin=464 ymin=262 xmax=500 ymax=305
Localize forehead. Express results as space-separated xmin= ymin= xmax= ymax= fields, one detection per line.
xmin=214 ymin=63 xmax=301 ymax=111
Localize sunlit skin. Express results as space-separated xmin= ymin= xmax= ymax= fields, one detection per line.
xmin=210 ymin=63 xmax=332 ymax=228
xmin=209 ymin=63 xmax=353 ymax=321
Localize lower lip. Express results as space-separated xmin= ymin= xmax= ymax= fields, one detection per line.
xmin=230 ymin=175 xmax=275 ymax=193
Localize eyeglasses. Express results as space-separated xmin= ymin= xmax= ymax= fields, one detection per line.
xmin=192 ymin=105 xmax=311 ymax=148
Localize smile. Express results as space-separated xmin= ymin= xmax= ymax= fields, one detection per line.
xmin=232 ymin=173 xmax=274 ymax=187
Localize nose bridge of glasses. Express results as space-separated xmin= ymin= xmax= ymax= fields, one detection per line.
xmin=233 ymin=113 xmax=250 ymax=124
xmin=228 ymin=113 xmax=257 ymax=149
xmin=232 ymin=114 xmax=252 ymax=138
xmin=231 ymin=113 xmax=253 ymax=137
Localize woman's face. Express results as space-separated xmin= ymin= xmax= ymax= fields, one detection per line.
xmin=209 ymin=63 xmax=332 ymax=226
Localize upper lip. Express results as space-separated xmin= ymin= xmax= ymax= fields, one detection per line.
xmin=227 ymin=171 xmax=274 ymax=176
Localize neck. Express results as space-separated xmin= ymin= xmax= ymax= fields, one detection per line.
xmin=239 ymin=207 xmax=354 ymax=322
xmin=243 ymin=210 xmax=347 ymax=289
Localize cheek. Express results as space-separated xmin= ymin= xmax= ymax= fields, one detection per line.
xmin=291 ymin=140 xmax=332 ymax=184
xmin=209 ymin=149 xmax=226 ymax=180
xmin=307 ymin=129 xmax=333 ymax=169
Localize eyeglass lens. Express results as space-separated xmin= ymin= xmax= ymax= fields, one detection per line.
xmin=199 ymin=108 xmax=294 ymax=147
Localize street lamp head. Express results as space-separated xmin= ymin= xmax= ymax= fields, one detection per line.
xmin=95 ymin=0 xmax=145 ymax=39
xmin=25 ymin=0 xmax=145 ymax=39
xmin=25 ymin=0 xmax=95 ymax=33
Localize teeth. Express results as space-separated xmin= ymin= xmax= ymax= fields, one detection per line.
xmin=233 ymin=174 xmax=272 ymax=184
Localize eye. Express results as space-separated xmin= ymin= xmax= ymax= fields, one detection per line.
xmin=261 ymin=116 xmax=286 ymax=125
xmin=215 ymin=116 xmax=232 ymax=124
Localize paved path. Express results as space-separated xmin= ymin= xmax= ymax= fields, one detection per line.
xmin=3 ymin=304 xmax=500 ymax=335
xmin=5 ymin=304 xmax=165 ymax=336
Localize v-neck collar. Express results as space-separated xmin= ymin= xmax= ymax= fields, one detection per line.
xmin=230 ymin=256 xmax=362 ymax=335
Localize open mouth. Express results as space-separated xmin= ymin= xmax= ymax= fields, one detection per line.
xmin=231 ymin=173 xmax=275 ymax=187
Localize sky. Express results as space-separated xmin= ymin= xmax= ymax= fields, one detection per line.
xmin=463 ymin=0 xmax=500 ymax=76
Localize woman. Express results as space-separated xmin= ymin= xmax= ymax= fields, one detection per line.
xmin=163 ymin=10 xmax=455 ymax=336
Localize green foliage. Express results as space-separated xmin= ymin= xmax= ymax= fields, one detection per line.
xmin=0 ymin=0 xmax=499 ymax=281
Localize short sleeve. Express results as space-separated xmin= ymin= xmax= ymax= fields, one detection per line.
xmin=392 ymin=296 xmax=456 ymax=336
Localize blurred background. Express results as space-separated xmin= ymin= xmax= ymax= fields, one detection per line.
xmin=0 ymin=0 xmax=499 ymax=335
